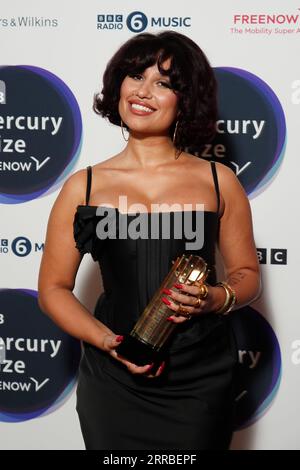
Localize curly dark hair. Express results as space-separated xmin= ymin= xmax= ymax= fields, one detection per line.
xmin=93 ymin=30 xmax=218 ymax=153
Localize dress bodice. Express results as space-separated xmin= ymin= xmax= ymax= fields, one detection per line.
xmin=73 ymin=162 xmax=224 ymax=351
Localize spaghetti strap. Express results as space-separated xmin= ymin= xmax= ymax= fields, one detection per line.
xmin=85 ymin=165 xmax=92 ymax=206
xmin=210 ymin=161 xmax=220 ymax=216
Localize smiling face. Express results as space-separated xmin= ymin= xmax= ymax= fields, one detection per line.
xmin=118 ymin=58 xmax=179 ymax=137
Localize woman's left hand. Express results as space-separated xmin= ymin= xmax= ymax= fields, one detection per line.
xmin=162 ymin=282 xmax=225 ymax=323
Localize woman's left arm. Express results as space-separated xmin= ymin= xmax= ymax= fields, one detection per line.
xmin=214 ymin=161 xmax=261 ymax=310
xmin=164 ymin=162 xmax=261 ymax=322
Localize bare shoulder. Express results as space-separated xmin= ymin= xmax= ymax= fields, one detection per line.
xmin=183 ymin=154 xmax=238 ymax=183
xmin=55 ymin=167 xmax=89 ymax=208
xmin=85 ymin=154 xmax=125 ymax=187
xmin=55 ymin=154 xmax=126 ymax=209
xmin=184 ymin=155 xmax=248 ymax=216
xmin=209 ymin=161 xmax=251 ymax=226
xmin=213 ymin=160 xmax=237 ymax=179
xmin=212 ymin=160 xmax=247 ymax=198
xmin=187 ymin=155 xmax=235 ymax=178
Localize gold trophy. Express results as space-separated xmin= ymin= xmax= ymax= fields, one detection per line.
xmin=115 ymin=254 xmax=209 ymax=366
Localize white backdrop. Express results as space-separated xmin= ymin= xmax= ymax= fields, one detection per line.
xmin=0 ymin=0 xmax=299 ymax=450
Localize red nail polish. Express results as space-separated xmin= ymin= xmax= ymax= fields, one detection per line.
xmin=174 ymin=283 xmax=183 ymax=289
xmin=158 ymin=362 xmax=166 ymax=373
xmin=166 ymin=317 xmax=174 ymax=321
xmin=162 ymin=297 xmax=172 ymax=306
xmin=116 ymin=335 xmax=124 ymax=342
xmin=162 ymin=288 xmax=172 ymax=295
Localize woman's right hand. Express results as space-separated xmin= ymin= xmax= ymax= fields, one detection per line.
xmin=101 ymin=333 xmax=166 ymax=378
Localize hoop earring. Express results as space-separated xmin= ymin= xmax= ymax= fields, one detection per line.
xmin=175 ymin=149 xmax=183 ymax=160
xmin=121 ymin=119 xmax=129 ymax=142
xmin=173 ymin=120 xmax=182 ymax=160
xmin=172 ymin=120 xmax=179 ymax=144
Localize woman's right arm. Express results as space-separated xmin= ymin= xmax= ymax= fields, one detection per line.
xmin=37 ymin=169 xmax=114 ymax=350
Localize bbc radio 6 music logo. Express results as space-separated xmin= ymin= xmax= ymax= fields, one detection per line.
xmin=0 ymin=289 xmax=81 ymax=422
xmin=0 ymin=65 xmax=82 ymax=204
xmin=97 ymin=11 xmax=191 ymax=32
xmin=0 ymin=236 xmax=43 ymax=257
xmin=230 ymin=306 xmax=282 ymax=429
xmin=201 ymin=67 xmax=286 ymax=198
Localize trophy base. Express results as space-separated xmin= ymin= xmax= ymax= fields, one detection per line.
xmin=115 ymin=334 xmax=163 ymax=366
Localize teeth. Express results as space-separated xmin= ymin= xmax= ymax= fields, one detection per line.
xmin=131 ymin=103 xmax=154 ymax=113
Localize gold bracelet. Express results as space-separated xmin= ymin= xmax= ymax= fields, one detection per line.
xmin=215 ymin=282 xmax=237 ymax=315
xmin=215 ymin=282 xmax=231 ymax=313
xmin=217 ymin=282 xmax=236 ymax=315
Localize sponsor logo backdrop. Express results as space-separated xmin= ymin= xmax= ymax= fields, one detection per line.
xmin=0 ymin=0 xmax=299 ymax=449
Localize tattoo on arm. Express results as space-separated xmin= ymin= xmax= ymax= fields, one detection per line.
xmin=227 ymin=271 xmax=246 ymax=287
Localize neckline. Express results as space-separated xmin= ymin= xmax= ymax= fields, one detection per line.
xmin=76 ymin=204 xmax=218 ymax=215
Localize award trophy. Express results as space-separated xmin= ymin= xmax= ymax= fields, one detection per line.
xmin=115 ymin=254 xmax=209 ymax=366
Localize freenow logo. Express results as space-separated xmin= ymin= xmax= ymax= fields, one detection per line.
xmin=0 ymin=289 xmax=81 ymax=422
xmin=0 ymin=65 xmax=82 ymax=204
xmin=229 ymin=307 xmax=282 ymax=429
xmin=198 ymin=67 xmax=286 ymax=197
xmin=97 ymin=11 xmax=191 ymax=32
xmin=230 ymin=10 xmax=300 ymax=35
xmin=233 ymin=12 xmax=300 ymax=25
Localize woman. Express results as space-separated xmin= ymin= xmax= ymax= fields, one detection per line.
xmin=38 ymin=31 xmax=261 ymax=450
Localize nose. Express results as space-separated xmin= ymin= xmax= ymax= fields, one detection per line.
xmin=135 ymin=80 xmax=152 ymax=98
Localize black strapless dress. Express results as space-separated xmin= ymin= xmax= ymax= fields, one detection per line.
xmin=73 ymin=162 xmax=238 ymax=450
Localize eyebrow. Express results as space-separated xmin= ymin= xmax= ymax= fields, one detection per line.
xmin=133 ymin=69 xmax=171 ymax=81
xmin=152 ymin=72 xmax=171 ymax=80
